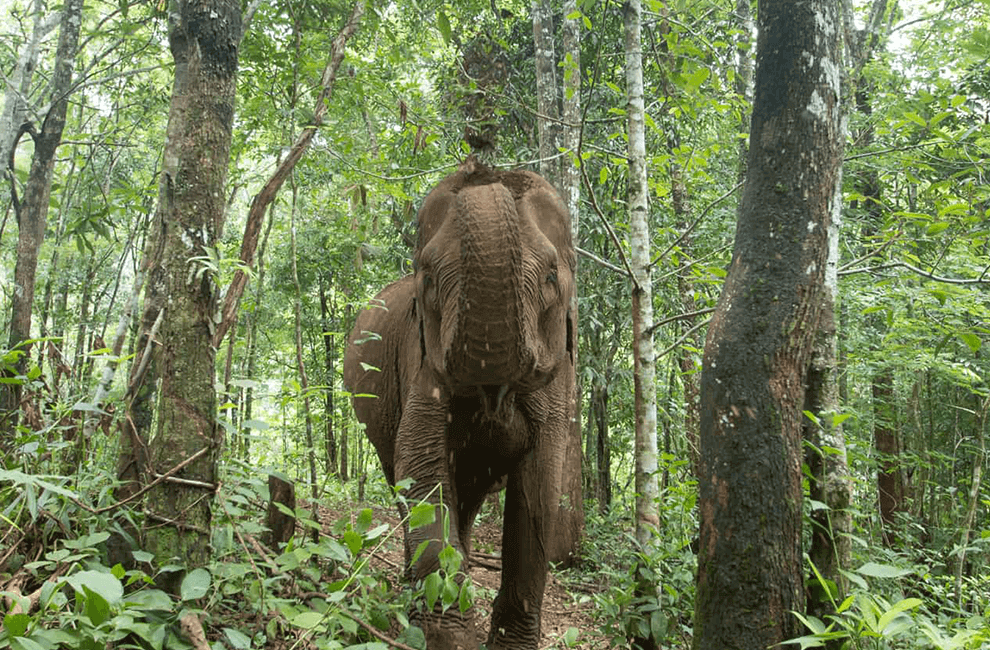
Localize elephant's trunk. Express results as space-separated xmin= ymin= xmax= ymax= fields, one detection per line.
xmin=443 ymin=183 xmax=536 ymax=391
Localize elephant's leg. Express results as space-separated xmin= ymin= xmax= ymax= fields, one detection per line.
xmin=395 ymin=390 xmax=478 ymax=649
xmin=488 ymin=441 xmax=562 ymax=650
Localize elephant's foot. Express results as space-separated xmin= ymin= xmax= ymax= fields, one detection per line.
xmin=415 ymin=609 xmax=478 ymax=650
xmin=487 ymin=593 xmax=540 ymax=650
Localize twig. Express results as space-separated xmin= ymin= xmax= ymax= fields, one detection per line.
xmin=576 ymin=246 xmax=630 ymax=276
xmin=655 ymin=316 xmax=712 ymax=359
xmin=838 ymin=261 xmax=990 ymax=285
xmin=650 ymin=180 xmax=743 ymax=269
xmin=648 ymin=306 xmax=715 ymax=335
xmin=339 ymin=610 xmax=420 ymax=650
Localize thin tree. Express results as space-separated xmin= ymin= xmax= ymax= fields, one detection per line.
xmin=623 ymin=0 xmax=659 ymax=556
xmin=624 ymin=5 xmax=661 ymax=646
xmin=693 ymin=0 xmax=844 ymax=648
xmin=1 ymin=0 xmax=84 ymax=433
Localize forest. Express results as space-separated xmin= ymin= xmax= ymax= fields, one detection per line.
xmin=0 ymin=0 xmax=988 ymax=648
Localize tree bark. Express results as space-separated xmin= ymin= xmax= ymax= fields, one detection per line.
xmin=626 ymin=3 xmax=660 ymax=645
xmin=955 ymin=396 xmax=987 ymax=610
xmin=693 ymin=1 xmax=843 ymax=648
xmin=806 ymin=174 xmax=852 ymax=624
xmin=2 ymin=0 xmax=84 ymax=433
xmin=531 ymin=0 xmax=560 ymax=183
xmin=623 ymin=0 xmax=659 ymax=555
xmin=319 ymin=275 xmax=338 ymax=475
xmin=543 ymin=0 xmax=585 ymax=568
xmin=141 ymin=0 xmax=241 ymax=594
xmin=289 ymin=182 xmax=319 ymax=508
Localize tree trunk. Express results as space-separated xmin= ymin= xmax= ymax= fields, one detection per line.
xmin=289 ymin=181 xmax=319 ymax=508
xmin=2 ymin=0 xmax=84 ymax=433
xmin=625 ymin=3 xmax=660 ymax=647
xmin=592 ymin=383 xmax=612 ymax=512
xmin=141 ymin=0 xmax=241 ymax=595
xmin=955 ymin=396 xmax=987 ymax=611
xmin=319 ymin=274 xmax=338 ymax=475
xmin=806 ymin=174 xmax=852 ymax=624
xmin=733 ymin=0 xmax=754 ymax=182
xmin=0 ymin=0 xmax=57 ymax=187
xmin=542 ymin=0 xmax=585 ymax=568
xmin=532 ymin=0 xmax=559 ymax=184
xmin=623 ymin=0 xmax=659 ymax=555
xmin=693 ymin=1 xmax=843 ymax=648
xmin=873 ymin=372 xmax=903 ymax=546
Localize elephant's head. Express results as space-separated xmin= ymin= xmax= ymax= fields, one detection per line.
xmin=413 ymin=159 xmax=574 ymax=405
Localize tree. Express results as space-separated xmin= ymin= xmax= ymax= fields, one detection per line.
xmin=623 ymin=0 xmax=659 ymax=558
xmin=139 ymin=0 xmax=241 ymax=597
xmin=693 ymin=0 xmax=844 ymax=647
xmin=2 ymin=0 xmax=84 ymax=433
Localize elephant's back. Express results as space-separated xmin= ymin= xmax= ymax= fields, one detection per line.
xmin=343 ymin=275 xmax=416 ymax=395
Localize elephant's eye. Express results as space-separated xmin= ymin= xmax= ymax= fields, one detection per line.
xmin=546 ymin=269 xmax=557 ymax=285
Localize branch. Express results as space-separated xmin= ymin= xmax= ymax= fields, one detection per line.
xmin=240 ymin=0 xmax=267 ymax=38
xmin=837 ymin=230 xmax=901 ymax=272
xmin=648 ymin=306 xmax=715 ymax=335
xmin=578 ymin=155 xmax=637 ymax=286
xmin=655 ymin=316 xmax=711 ymax=359
xmin=838 ymin=261 xmax=990 ymax=285
xmin=213 ymin=0 xmax=365 ymax=347
xmin=650 ymin=180 xmax=743 ymax=269
xmin=576 ymin=246 xmax=630 ymax=276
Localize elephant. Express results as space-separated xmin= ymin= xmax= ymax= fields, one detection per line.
xmin=343 ymin=157 xmax=575 ymax=649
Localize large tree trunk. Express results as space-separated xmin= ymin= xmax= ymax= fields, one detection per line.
xmin=141 ymin=0 xmax=241 ymax=595
xmin=693 ymin=1 xmax=843 ymax=648
xmin=1 ymin=0 xmax=83 ymax=434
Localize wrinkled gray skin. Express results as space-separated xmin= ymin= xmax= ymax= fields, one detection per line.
xmin=343 ymin=160 xmax=575 ymax=649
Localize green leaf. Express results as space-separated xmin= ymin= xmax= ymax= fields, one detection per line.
xmin=356 ymin=508 xmax=373 ymax=534
xmin=63 ymin=570 xmax=124 ymax=604
xmin=436 ymin=10 xmax=451 ymax=44
xmin=82 ymin=585 xmax=111 ymax=625
xmin=223 ymin=627 xmax=252 ymax=650
xmin=180 ymin=568 xmax=211 ymax=601
xmin=411 ymin=540 xmax=430 ymax=568
xmin=409 ymin=503 xmax=435 ymax=530
xmin=958 ymin=332 xmax=981 ymax=353
xmin=423 ymin=573 xmax=442 ymax=611
xmin=291 ymin=611 xmax=325 ymax=629
xmin=10 ymin=637 xmax=45 ymax=650
xmin=856 ymin=562 xmax=912 ymax=578
xmin=563 ymin=627 xmax=580 ymax=647
xmin=125 ymin=589 xmax=173 ymax=610
xmin=3 ymin=613 xmax=31 ymax=637
xmin=877 ymin=598 xmax=922 ymax=633
xmin=343 ymin=530 xmax=363 ymax=556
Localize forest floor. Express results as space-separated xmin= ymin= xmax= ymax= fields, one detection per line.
xmin=315 ymin=497 xmax=606 ymax=649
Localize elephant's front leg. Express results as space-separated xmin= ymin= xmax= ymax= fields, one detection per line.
xmin=395 ymin=387 xmax=477 ymax=650
xmin=488 ymin=420 xmax=565 ymax=649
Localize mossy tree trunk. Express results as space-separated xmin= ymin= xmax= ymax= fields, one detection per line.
xmin=694 ymin=0 xmax=844 ymax=647
xmin=141 ymin=0 xmax=241 ymax=593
